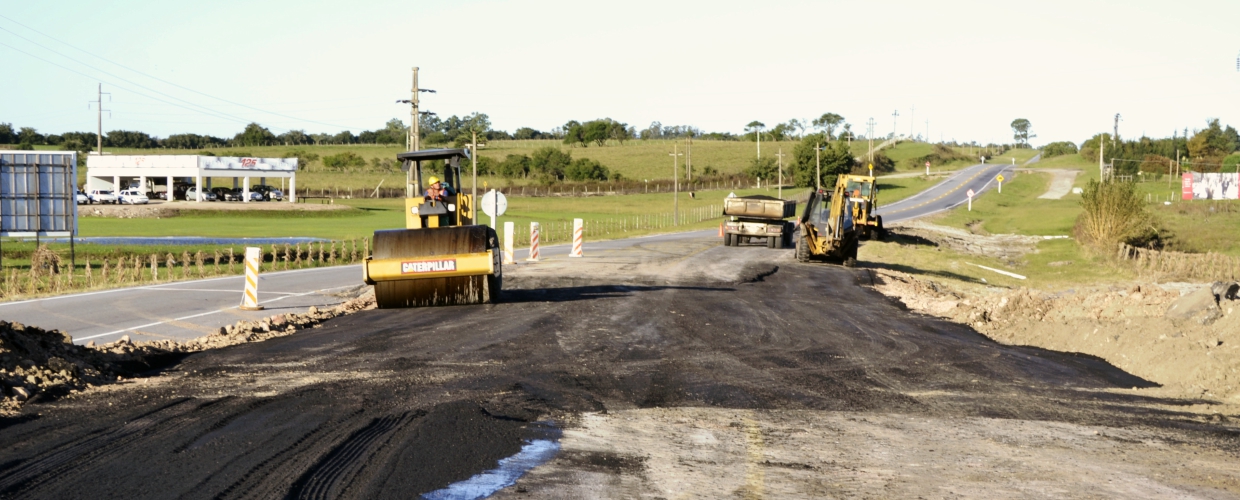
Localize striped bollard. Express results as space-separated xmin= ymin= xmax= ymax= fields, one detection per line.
xmin=503 ymin=221 xmax=515 ymax=265
xmin=239 ymin=246 xmax=264 ymax=311
xmin=527 ymin=222 xmax=540 ymax=261
xmin=570 ymin=218 xmax=584 ymax=257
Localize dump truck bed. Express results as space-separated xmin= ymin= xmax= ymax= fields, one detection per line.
xmin=723 ymin=195 xmax=796 ymax=219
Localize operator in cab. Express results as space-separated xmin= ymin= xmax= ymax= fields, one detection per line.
xmin=424 ymin=176 xmax=455 ymax=201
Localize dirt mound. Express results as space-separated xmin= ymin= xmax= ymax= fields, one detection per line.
xmin=871 ymin=269 xmax=1240 ymax=403
xmin=1 ymin=289 xmax=375 ymax=415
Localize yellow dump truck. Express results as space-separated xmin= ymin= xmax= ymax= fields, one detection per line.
xmin=362 ymin=149 xmax=502 ymax=308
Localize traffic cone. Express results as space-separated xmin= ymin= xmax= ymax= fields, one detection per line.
xmin=718 ymin=222 xmax=724 ymax=238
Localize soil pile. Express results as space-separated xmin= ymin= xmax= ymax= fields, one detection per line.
xmin=871 ymin=269 xmax=1240 ymax=402
xmin=889 ymin=221 xmax=1052 ymax=262
xmin=1 ymin=289 xmax=375 ymax=414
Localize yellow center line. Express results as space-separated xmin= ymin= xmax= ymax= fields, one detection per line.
xmin=882 ymin=166 xmax=997 ymax=215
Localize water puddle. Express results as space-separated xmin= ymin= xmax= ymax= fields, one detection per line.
xmin=34 ymin=236 xmax=327 ymax=246
xmin=422 ymin=422 xmax=561 ymax=500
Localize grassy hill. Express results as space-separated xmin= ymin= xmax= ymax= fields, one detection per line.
xmin=75 ymin=140 xmax=990 ymax=192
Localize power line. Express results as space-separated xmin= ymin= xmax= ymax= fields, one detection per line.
xmin=0 ymin=15 xmax=365 ymax=131
xmin=0 ymin=40 xmax=268 ymax=130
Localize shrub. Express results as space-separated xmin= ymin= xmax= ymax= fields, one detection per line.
xmin=1074 ymin=179 xmax=1151 ymax=250
xmin=1042 ymin=141 xmax=1078 ymax=157
xmin=322 ymin=151 xmax=366 ymax=170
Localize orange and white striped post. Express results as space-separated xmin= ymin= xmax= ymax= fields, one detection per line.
xmin=503 ymin=221 xmax=515 ymax=265
xmin=239 ymin=246 xmax=264 ymax=311
xmin=570 ymin=218 xmax=584 ymax=257
xmin=527 ymin=222 xmax=540 ymax=261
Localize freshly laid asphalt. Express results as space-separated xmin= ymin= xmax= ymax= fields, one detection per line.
xmin=0 ymin=230 xmax=718 ymax=345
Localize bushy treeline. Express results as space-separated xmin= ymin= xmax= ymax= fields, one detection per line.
xmin=1076 ymin=119 xmax=1240 ymax=175
xmin=487 ymin=147 xmax=620 ymax=183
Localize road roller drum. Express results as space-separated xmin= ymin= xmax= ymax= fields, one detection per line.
xmin=366 ymin=226 xmax=501 ymax=308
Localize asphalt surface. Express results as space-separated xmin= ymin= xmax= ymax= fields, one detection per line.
xmin=1 ymin=234 xmax=1236 ymax=498
xmin=0 ymin=229 xmax=717 ymax=346
xmin=877 ymin=161 xmax=1017 ymax=223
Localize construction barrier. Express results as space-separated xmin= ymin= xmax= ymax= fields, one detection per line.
xmin=570 ymin=218 xmax=584 ymax=257
xmin=503 ymin=221 xmax=515 ymax=265
xmin=527 ymin=222 xmax=540 ymax=261
xmin=239 ymin=246 xmax=264 ymax=311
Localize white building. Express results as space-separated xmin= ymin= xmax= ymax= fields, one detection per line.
xmin=85 ymin=154 xmax=297 ymax=202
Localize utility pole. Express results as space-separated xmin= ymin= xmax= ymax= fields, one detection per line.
xmin=909 ymin=105 xmax=915 ymax=139
xmin=925 ymin=119 xmax=930 ymax=143
xmin=89 ymin=83 xmax=110 ymax=155
xmin=774 ymin=148 xmax=786 ymax=199
xmin=669 ymin=145 xmax=683 ymax=225
xmin=686 ymin=135 xmax=692 ymax=182
xmin=756 ymin=125 xmax=762 ymax=159
xmin=471 ymin=130 xmax=478 ymax=220
xmin=1113 ymin=113 xmax=1122 ymax=149
xmin=891 ymin=110 xmax=900 ymax=139
xmin=397 ymin=67 xmax=437 ymax=197
xmin=815 ymin=142 xmax=822 ymax=192
xmin=866 ymin=118 xmax=877 ymax=164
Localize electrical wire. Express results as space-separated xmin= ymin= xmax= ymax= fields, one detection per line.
xmin=0 ymin=40 xmax=271 ymax=130
xmin=0 ymin=16 xmax=364 ymax=130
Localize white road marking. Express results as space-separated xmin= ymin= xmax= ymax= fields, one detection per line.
xmin=147 ymin=288 xmax=301 ymax=295
xmin=0 ymin=265 xmax=361 ymax=308
xmin=72 ymin=284 xmax=358 ymax=343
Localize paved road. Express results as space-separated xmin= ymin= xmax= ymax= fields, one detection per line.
xmin=876 ymin=162 xmax=1016 ymax=223
xmin=2 ymin=234 xmax=1233 ymax=498
xmin=0 ymin=230 xmax=717 ymax=345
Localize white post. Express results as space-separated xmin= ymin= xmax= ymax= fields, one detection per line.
xmin=166 ymin=176 xmax=173 ymax=200
xmin=570 ymin=218 xmax=584 ymax=257
xmin=243 ymin=176 xmax=251 ymax=203
xmin=112 ymin=175 xmax=119 ymax=192
xmin=968 ymin=197 xmax=973 ymax=211
xmin=195 ymin=175 xmax=202 ymax=202
xmin=289 ymin=174 xmax=296 ymax=203
xmin=503 ymin=221 xmax=515 ymax=264
xmin=139 ymin=176 xmax=146 ymax=193
xmin=239 ymin=246 xmax=263 ymax=311
xmin=527 ymin=222 xmax=540 ymax=261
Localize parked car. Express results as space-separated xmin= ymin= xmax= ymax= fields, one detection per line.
xmin=231 ymin=188 xmax=264 ymax=202
xmin=251 ymin=184 xmax=284 ymax=201
xmin=184 ymin=187 xmax=217 ymax=201
xmin=76 ymin=190 xmax=89 ymax=204
xmin=118 ymin=189 xmax=149 ymax=205
xmin=210 ymin=187 xmax=239 ymax=201
xmin=88 ymin=190 xmax=118 ymax=204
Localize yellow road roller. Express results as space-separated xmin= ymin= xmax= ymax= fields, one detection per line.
xmin=363 ymin=149 xmax=501 ymax=308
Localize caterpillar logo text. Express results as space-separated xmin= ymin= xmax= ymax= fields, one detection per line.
xmin=401 ymin=259 xmax=458 ymax=274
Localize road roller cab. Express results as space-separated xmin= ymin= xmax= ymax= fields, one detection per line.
xmin=363 ymin=148 xmax=502 ymax=308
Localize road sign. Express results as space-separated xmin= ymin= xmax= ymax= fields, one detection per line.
xmin=967 ymin=188 xmax=975 ymax=211
xmin=481 ymin=189 xmax=507 ymax=217
xmin=996 ymin=174 xmax=1005 ymax=183
xmin=0 ymin=151 xmax=78 ymax=237
xmin=967 ymin=189 xmax=975 ymax=197
xmin=925 ymin=161 xmax=931 ymax=175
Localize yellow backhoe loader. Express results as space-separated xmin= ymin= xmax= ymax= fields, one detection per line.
xmin=362 ymin=149 xmax=501 ymax=308
xmin=795 ymin=176 xmax=868 ymax=267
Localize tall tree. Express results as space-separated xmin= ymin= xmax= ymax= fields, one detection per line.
xmin=812 ymin=113 xmax=845 ymax=139
xmin=1011 ymin=118 xmax=1034 ymax=146
xmin=233 ymin=123 xmax=277 ymax=146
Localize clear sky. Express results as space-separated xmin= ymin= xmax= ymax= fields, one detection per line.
xmin=2 ymin=0 xmax=1238 ymax=146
